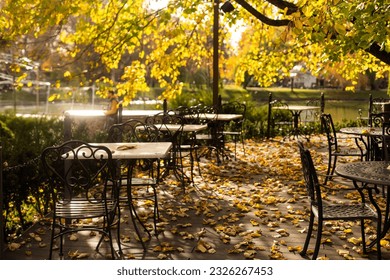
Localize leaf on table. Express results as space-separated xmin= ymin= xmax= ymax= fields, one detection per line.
xmin=116 ymin=145 xmax=136 ymax=150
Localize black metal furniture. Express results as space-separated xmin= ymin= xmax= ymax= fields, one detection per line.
xmin=338 ymin=126 xmax=383 ymax=161
xmin=368 ymin=112 xmax=390 ymax=161
xmin=145 ymin=112 xmax=190 ymax=188
xmin=220 ymin=101 xmax=246 ymax=160
xmin=268 ymin=99 xmax=293 ymax=139
xmin=176 ymin=105 xmax=204 ymax=181
xmin=189 ymin=104 xmax=224 ymax=164
xmin=107 ymin=119 xmax=163 ymax=249
xmin=297 ymin=141 xmax=379 ymax=260
xmin=320 ymin=113 xmax=366 ymax=184
xmin=41 ymin=140 xmax=119 ymax=259
xmin=302 ymin=94 xmax=325 ymax=134
xmin=335 ymin=160 xmax=390 ymax=259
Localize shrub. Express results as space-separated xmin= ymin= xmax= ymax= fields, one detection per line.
xmin=0 ymin=114 xmax=63 ymax=238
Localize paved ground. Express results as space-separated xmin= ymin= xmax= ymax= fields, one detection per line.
xmin=3 ymin=135 xmax=389 ymax=260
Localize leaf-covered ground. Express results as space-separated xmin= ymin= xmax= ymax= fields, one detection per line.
xmin=5 ymin=135 xmax=390 ymax=260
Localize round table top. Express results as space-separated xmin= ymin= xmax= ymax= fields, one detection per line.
xmin=339 ymin=126 xmax=383 ymax=136
xmin=335 ymin=161 xmax=390 ymax=186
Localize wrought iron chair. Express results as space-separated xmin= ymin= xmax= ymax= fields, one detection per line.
xmin=269 ymin=100 xmax=293 ymax=139
xmin=368 ymin=112 xmax=390 ymax=161
xmin=220 ymin=101 xmax=246 ymax=160
xmin=297 ymin=141 xmax=380 ymax=259
xmin=145 ymin=112 xmax=189 ymax=188
xmin=368 ymin=96 xmax=390 ymax=126
xmin=320 ymin=113 xmax=366 ymax=185
xmin=107 ymin=119 xmax=163 ymax=249
xmin=176 ymin=105 xmax=202 ymax=181
xmin=41 ymin=140 xmax=119 ymax=259
xmin=192 ymin=104 xmax=223 ymax=164
xmin=301 ymin=93 xmax=325 ymax=134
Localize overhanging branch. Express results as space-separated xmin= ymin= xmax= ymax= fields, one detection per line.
xmin=234 ymin=0 xmax=291 ymax=26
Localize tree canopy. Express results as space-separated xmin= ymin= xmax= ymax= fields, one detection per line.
xmin=231 ymin=0 xmax=390 ymax=89
xmin=0 ymin=0 xmax=389 ymax=103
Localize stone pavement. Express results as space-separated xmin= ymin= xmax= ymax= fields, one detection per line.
xmin=3 ymin=135 xmax=389 ymax=260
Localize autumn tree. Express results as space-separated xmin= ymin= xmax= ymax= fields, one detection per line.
xmin=228 ymin=0 xmax=390 ymax=90
xmin=0 ymin=0 xmax=389 ymax=104
xmin=0 ymin=0 xmax=235 ymax=104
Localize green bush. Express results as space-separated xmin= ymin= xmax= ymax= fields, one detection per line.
xmin=0 ymin=114 xmax=63 ymax=238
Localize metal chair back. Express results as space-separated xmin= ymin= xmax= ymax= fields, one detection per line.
xmin=41 ymin=140 xmax=118 ymax=259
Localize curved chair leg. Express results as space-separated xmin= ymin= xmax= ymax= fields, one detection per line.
xmin=324 ymin=154 xmax=332 ymax=185
xmin=329 ymin=155 xmax=338 ymax=179
xmin=301 ymin=212 xmax=314 ymax=257
xmin=312 ymin=219 xmax=323 ymax=260
xmin=360 ymin=218 xmax=367 ymax=254
xmin=241 ymin=136 xmax=245 ymax=156
xmin=324 ymin=155 xmax=337 ymax=185
xmin=376 ymin=216 xmax=382 ymax=260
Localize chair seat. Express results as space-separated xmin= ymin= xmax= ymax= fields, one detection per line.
xmin=333 ymin=150 xmax=365 ymax=156
xmin=312 ymin=203 xmax=377 ymax=220
xmin=56 ymin=199 xmax=116 ymax=219
xmin=119 ymin=177 xmax=157 ymax=186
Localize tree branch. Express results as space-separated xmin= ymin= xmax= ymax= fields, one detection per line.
xmin=234 ymin=0 xmax=291 ymax=26
xmin=264 ymin=0 xmax=298 ymax=15
xmin=367 ymin=44 xmax=390 ymax=65
xmin=233 ymin=0 xmax=390 ymax=65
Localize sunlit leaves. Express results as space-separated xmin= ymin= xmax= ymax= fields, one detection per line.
xmin=234 ymin=0 xmax=390 ymax=90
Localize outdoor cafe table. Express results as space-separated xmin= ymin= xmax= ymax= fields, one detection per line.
xmin=183 ymin=113 xmax=243 ymax=162
xmin=193 ymin=113 xmax=243 ymax=122
xmin=335 ymin=161 xmax=390 ymax=256
xmin=64 ymin=109 xmax=163 ymax=118
xmin=63 ymin=109 xmax=163 ymax=140
xmin=144 ymin=123 xmax=208 ymax=185
xmin=77 ymin=141 xmax=172 ymax=251
xmin=273 ymin=105 xmax=320 ymax=139
xmin=339 ymin=126 xmax=383 ymax=160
